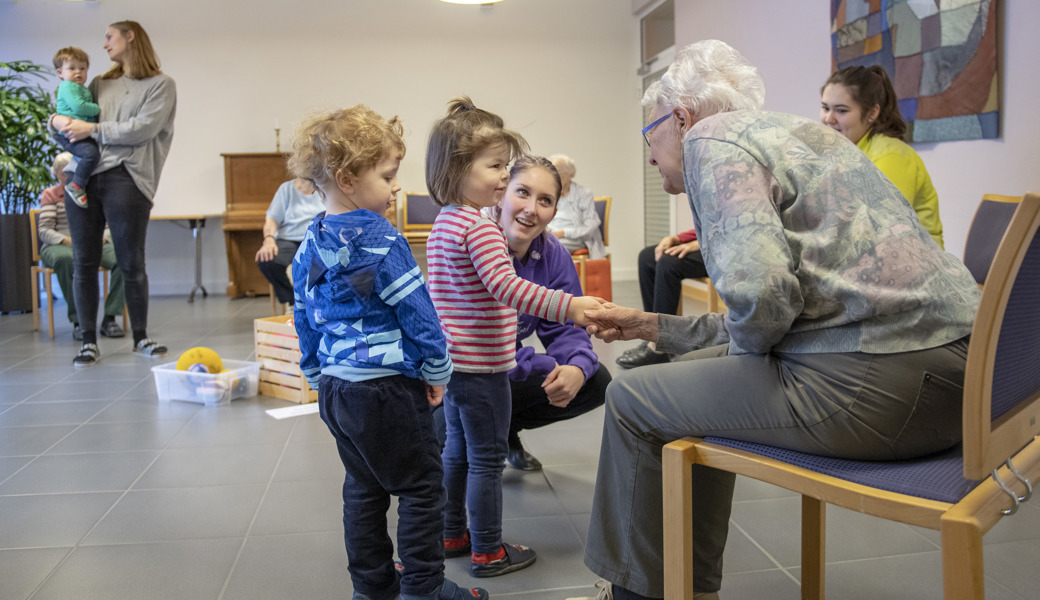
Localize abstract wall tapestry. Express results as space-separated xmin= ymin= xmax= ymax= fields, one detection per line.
xmin=830 ymin=0 xmax=999 ymax=143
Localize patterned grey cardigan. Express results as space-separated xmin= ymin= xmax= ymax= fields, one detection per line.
xmin=657 ymin=110 xmax=980 ymax=356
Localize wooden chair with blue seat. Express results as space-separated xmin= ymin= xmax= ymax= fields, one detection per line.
xmin=400 ymin=192 xmax=441 ymax=245
xmin=963 ymin=193 xmax=1023 ymax=287
xmin=29 ymin=209 xmax=128 ymax=339
xmin=663 ymin=192 xmax=1040 ymax=600
xmin=571 ymin=196 xmax=612 ymax=301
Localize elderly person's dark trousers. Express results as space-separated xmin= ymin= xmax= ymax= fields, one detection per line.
xmin=637 ymin=246 xmax=708 ymax=314
xmin=258 ymin=239 xmax=300 ymax=304
xmin=584 ymin=339 xmax=968 ymax=596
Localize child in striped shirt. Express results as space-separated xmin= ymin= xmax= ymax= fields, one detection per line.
xmin=289 ymin=105 xmax=488 ymax=600
xmin=425 ymin=97 xmax=604 ymax=578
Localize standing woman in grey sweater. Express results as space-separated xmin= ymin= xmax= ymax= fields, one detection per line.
xmin=51 ymin=20 xmax=176 ymax=367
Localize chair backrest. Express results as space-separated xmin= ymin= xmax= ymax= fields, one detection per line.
xmin=962 ymin=192 xmax=1040 ymax=479
xmin=594 ymin=196 xmax=611 ymax=246
xmin=29 ymin=209 xmax=42 ymax=263
xmin=401 ymin=192 xmax=440 ymax=233
xmin=963 ymin=194 xmax=1023 ymax=285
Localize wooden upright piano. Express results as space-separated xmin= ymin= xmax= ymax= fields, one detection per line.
xmin=221 ymin=153 xmax=291 ymax=297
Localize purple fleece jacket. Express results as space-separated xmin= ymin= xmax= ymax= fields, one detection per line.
xmin=511 ymin=234 xmax=599 ymax=382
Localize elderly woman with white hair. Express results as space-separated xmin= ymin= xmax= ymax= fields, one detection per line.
xmin=546 ymin=154 xmax=606 ymax=259
xmin=575 ymin=40 xmax=980 ymax=600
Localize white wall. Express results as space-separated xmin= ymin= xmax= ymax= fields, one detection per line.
xmin=1 ymin=0 xmax=644 ymax=294
xmin=670 ymin=0 xmax=1040 ymax=258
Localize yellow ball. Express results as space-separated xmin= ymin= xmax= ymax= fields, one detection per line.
xmin=175 ymin=347 xmax=223 ymax=373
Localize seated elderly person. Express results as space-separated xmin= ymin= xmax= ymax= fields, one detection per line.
xmin=547 ymin=154 xmax=606 ymax=259
xmin=37 ymin=152 xmax=125 ymax=340
xmin=576 ymin=40 xmax=980 ymax=600
xmin=255 ymin=178 xmax=324 ymax=305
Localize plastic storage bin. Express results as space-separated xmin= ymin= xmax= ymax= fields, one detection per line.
xmin=152 ymin=359 xmax=260 ymax=406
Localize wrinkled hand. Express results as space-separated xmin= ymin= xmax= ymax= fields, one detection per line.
xmin=566 ymin=295 xmax=606 ymax=326
xmin=542 ymin=364 xmax=585 ymax=407
xmin=664 ymin=240 xmax=699 ymax=259
xmin=255 ymin=239 xmax=278 ymax=263
xmin=584 ymin=302 xmax=659 ymax=344
xmin=427 ymin=384 xmax=444 ymax=406
xmin=654 ymin=235 xmax=680 ymax=261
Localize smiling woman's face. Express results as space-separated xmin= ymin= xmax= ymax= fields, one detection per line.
xmin=499 ymin=165 xmax=559 ymax=257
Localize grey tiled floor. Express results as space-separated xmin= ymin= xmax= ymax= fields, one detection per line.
xmin=1 ymin=283 xmax=1038 ymax=600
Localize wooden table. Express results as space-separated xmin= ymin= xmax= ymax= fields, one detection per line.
xmin=151 ymin=214 xmax=222 ymax=302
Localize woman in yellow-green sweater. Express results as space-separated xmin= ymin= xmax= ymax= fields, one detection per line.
xmin=820 ymin=65 xmax=944 ymax=248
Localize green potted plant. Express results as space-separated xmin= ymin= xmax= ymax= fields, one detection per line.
xmin=0 ymin=60 xmax=58 ymax=313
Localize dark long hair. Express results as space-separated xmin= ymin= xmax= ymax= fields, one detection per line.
xmin=822 ymin=65 xmax=906 ymax=141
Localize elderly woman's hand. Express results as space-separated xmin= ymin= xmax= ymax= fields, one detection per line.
xmin=584 ymin=303 xmax=659 ymax=344
xmin=654 ymin=235 xmax=680 ymax=261
xmin=255 ymin=237 xmax=278 ymax=263
xmin=664 ymin=240 xmax=699 ymax=258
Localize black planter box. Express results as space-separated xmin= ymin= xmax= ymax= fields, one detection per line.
xmin=0 ymin=213 xmax=34 ymax=313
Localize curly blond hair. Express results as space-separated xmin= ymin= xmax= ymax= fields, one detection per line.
xmin=288 ymin=105 xmax=405 ymax=196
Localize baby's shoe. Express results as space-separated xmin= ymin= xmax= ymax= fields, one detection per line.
xmin=470 ymin=542 xmax=536 ymax=578
xmin=65 ymin=181 xmax=88 ymax=208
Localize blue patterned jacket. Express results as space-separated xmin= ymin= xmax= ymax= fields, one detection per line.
xmin=292 ymin=209 xmax=452 ymax=389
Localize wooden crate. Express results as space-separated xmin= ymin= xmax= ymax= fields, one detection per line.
xmin=253 ymin=314 xmax=318 ymax=404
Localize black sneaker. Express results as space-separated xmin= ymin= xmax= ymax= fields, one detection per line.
xmin=470 ymin=543 xmax=536 ymax=578
xmin=615 ymin=343 xmax=672 ymax=369
xmin=73 ymin=343 xmax=100 ymax=367
xmin=133 ymin=338 xmax=168 ymax=358
xmin=617 ymin=341 xmax=648 ymax=360
xmin=507 ymin=442 xmax=542 ymax=471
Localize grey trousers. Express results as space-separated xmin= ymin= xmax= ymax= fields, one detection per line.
xmin=584 ymin=338 xmax=969 ymax=597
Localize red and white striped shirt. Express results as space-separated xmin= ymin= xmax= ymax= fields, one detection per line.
xmin=427 ymin=205 xmax=573 ymax=373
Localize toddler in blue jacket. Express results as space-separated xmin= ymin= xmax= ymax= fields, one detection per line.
xmin=289 ymin=105 xmax=488 ymax=600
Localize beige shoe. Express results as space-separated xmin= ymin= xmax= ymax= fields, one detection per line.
xmin=566 ymin=579 xmax=612 ymax=600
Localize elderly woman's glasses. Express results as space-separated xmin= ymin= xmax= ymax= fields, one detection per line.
xmin=642 ymin=113 xmax=672 ymax=146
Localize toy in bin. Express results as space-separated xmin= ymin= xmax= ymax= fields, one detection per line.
xmin=177 ymin=347 xmax=224 ymax=388
xmin=153 ymin=348 xmax=260 ymax=406
xmin=176 ymin=346 xmax=223 ymax=373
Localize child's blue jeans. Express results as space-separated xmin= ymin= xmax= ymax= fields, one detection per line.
xmin=55 ymin=133 xmax=100 ymax=189
xmin=441 ymin=371 xmax=511 ymax=554
xmin=319 ymin=374 xmax=445 ymax=599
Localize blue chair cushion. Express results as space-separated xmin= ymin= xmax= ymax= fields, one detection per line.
xmin=703 ymin=437 xmax=981 ymax=504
